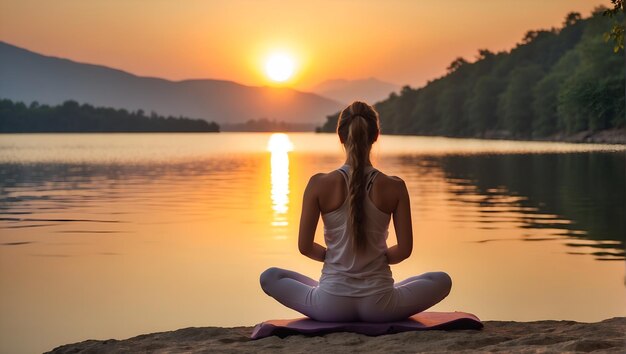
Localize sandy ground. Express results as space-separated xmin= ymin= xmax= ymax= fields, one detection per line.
xmin=46 ymin=317 xmax=624 ymax=353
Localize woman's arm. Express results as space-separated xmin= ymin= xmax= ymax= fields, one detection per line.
xmin=386 ymin=178 xmax=413 ymax=264
xmin=298 ymin=174 xmax=326 ymax=262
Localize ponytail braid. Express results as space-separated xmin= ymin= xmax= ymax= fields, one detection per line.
xmin=336 ymin=101 xmax=380 ymax=252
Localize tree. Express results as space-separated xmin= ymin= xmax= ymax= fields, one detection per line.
xmin=0 ymin=99 xmax=220 ymax=133
xmin=446 ymin=57 xmax=468 ymax=73
xmin=437 ymin=84 xmax=467 ymax=136
xmin=602 ymin=0 xmax=624 ymax=52
xmin=475 ymin=49 xmax=495 ymax=61
xmin=500 ymin=65 xmax=544 ymax=137
xmin=558 ymin=19 xmax=625 ymax=132
xmin=563 ymin=12 xmax=582 ymax=27
xmin=522 ymin=30 xmax=539 ymax=44
xmin=532 ymin=49 xmax=580 ymax=136
xmin=409 ymin=85 xmax=441 ymax=134
xmin=467 ymin=76 xmax=504 ymax=135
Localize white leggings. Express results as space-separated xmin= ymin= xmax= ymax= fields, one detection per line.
xmin=260 ymin=267 xmax=452 ymax=322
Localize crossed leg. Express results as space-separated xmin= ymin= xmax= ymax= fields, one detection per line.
xmin=260 ymin=268 xmax=452 ymax=322
xmin=259 ymin=267 xmax=358 ymax=321
xmin=359 ymin=271 xmax=453 ymax=322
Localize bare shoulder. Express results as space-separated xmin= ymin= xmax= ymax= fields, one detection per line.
xmin=377 ymin=172 xmax=406 ymax=189
xmin=309 ymin=170 xmax=342 ymax=182
xmin=306 ymin=170 xmax=343 ymax=190
xmin=375 ymin=172 xmax=408 ymax=194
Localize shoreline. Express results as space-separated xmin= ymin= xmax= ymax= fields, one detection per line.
xmin=391 ymin=128 xmax=626 ymax=145
xmin=46 ymin=317 xmax=625 ymax=353
xmin=316 ymin=127 xmax=626 ymax=145
xmin=508 ymin=128 xmax=626 ymax=145
xmin=1 ymin=128 xmax=624 ymax=145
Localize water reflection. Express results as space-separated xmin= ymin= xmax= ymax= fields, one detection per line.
xmin=430 ymin=153 xmax=626 ymax=260
xmin=267 ymin=134 xmax=293 ymax=232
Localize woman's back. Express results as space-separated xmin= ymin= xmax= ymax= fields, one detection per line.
xmin=308 ymin=164 xmax=407 ymax=296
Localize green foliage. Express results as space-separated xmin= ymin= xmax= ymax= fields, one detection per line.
xmin=437 ymin=83 xmax=467 ymax=136
xmin=467 ymin=76 xmax=505 ymax=136
xmin=501 ymin=64 xmax=544 ymax=137
xmin=602 ymin=0 xmax=624 ymax=52
xmin=558 ymin=13 xmax=626 ymax=132
xmin=317 ymin=10 xmax=624 ymax=138
xmin=410 ymin=83 xmax=441 ymax=134
xmin=446 ymin=57 xmax=469 ymax=73
xmin=0 ymin=99 xmax=220 ymax=132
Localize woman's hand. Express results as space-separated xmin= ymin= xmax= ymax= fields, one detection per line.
xmin=299 ymin=242 xmax=327 ymax=262
xmin=385 ymin=244 xmax=410 ymax=264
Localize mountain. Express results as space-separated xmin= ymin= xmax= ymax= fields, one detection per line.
xmin=0 ymin=41 xmax=343 ymax=125
xmin=310 ymin=77 xmax=400 ymax=105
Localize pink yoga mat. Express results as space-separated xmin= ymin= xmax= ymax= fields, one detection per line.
xmin=251 ymin=311 xmax=483 ymax=339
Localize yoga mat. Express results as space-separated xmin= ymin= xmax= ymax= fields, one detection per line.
xmin=251 ymin=311 xmax=483 ymax=339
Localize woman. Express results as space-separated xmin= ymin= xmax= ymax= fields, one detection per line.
xmin=260 ymin=101 xmax=452 ymax=322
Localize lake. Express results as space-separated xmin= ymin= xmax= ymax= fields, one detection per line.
xmin=0 ymin=132 xmax=624 ymax=354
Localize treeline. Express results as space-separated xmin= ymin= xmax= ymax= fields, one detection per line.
xmin=318 ymin=9 xmax=625 ymax=139
xmin=221 ymin=118 xmax=316 ymax=132
xmin=0 ymin=99 xmax=220 ymax=133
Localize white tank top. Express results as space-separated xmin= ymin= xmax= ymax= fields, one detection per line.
xmin=318 ymin=164 xmax=394 ymax=297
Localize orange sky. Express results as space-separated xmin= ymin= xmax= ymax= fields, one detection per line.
xmin=0 ymin=0 xmax=603 ymax=90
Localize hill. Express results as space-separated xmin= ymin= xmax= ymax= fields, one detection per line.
xmin=0 ymin=42 xmax=343 ymax=127
xmin=318 ymin=9 xmax=625 ymax=141
xmin=0 ymin=98 xmax=220 ymax=133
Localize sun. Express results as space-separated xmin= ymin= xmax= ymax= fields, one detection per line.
xmin=265 ymin=52 xmax=295 ymax=82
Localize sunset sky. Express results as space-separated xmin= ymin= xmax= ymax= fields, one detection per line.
xmin=0 ymin=0 xmax=603 ymax=90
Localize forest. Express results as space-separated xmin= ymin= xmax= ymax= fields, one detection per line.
xmin=318 ymin=9 xmax=625 ymax=139
xmin=0 ymin=99 xmax=220 ymax=133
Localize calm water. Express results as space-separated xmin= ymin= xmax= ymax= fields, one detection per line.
xmin=0 ymin=133 xmax=625 ymax=353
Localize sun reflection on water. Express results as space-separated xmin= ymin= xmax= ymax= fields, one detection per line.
xmin=267 ymin=133 xmax=294 ymax=233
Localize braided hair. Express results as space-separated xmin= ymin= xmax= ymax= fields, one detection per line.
xmin=336 ymin=101 xmax=380 ymax=251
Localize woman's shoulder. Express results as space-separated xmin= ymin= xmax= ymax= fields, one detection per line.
xmin=368 ymin=170 xmax=408 ymax=214
xmin=306 ymin=169 xmax=344 ymax=188
xmin=309 ymin=170 xmax=342 ymax=184
xmin=305 ymin=170 xmax=346 ymax=211
xmin=307 ymin=167 xmax=407 ymax=193
xmin=373 ymin=170 xmax=407 ymax=190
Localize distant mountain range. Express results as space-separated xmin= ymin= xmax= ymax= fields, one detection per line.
xmin=310 ymin=77 xmax=400 ymax=105
xmin=0 ymin=41 xmax=344 ymax=126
